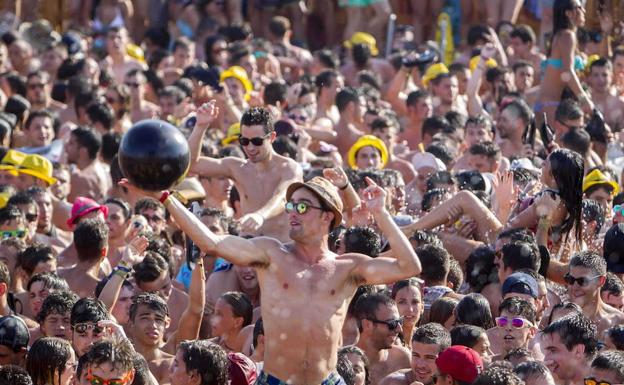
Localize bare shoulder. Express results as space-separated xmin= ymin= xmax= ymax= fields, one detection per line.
xmin=390 ymin=343 xmax=411 ymax=359
xmin=379 ymin=369 xmax=411 ymax=385
xmin=273 ymin=153 xmax=303 ymax=173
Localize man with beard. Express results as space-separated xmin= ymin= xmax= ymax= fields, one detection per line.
xmin=354 ymin=293 xmax=410 ymax=384
xmin=380 ymin=323 xmax=451 ymax=385
xmin=495 ymin=100 xmax=532 ymax=159
xmin=121 ymin=145 xmax=421 ymax=385
xmin=188 ymin=103 xmax=302 ymax=241
xmin=565 ymin=250 xmax=624 ymax=336
xmin=588 ymin=58 xmax=624 ymax=132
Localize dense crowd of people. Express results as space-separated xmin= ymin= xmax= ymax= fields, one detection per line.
xmin=0 ymin=0 xmax=624 ymax=385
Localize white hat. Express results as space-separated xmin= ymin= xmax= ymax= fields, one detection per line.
xmin=412 ymin=152 xmax=446 ymax=172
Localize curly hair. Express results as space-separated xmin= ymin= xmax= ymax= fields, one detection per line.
xmin=178 ymin=340 xmax=229 ymax=385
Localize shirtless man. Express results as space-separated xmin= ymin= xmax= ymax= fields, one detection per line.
xmin=334 ymin=88 xmax=366 ymax=157
xmin=121 ymin=167 xmax=421 ymax=385
xmin=566 ymin=250 xmax=624 ymax=336
xmin=587 ymin=58 xmax=624 ymax=132
xmin=354 ymin=293 xmax=411 ymax=384
xmin=124 ymin=69 xmax=159 ymax=123
xmin=315 ymin=70 xmax=343 ymax=126
xmin=25 ymin=71 xmax=66 ymax=113
xmin=58 ymin=218 xmax=108 ymax=298
xmin=100 ymin=27 xmax=146 ymax=86
xmin=188 ymin=103 xmax=302 ymax=241
xmin=65 ymin=126 xmax=110 ymax=202
xmin=397 ymin=91 xmax=432 ymax=153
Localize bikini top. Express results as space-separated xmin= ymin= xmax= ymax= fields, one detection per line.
xmin=541 ymin=56 xmax=585 ymax=72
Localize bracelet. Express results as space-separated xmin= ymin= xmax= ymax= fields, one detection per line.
xmin=113 ymin=269 xmax=129 ymax=278
xmin=116 ymin=264 xmax=132 ymax=273
xmin=159 ymin=191 xmax=171 ymax=204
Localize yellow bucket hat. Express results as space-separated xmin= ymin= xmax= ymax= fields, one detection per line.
xmin=0 ymin=150 xmax=27 ymax=176
xmin=220 ymin=66 xmax=253 ymax=101
xmin=18 ymin=154 xmax=57 ymax=185
xmin=221 ymin=123 xmax=241 ymax=146
xmin=469 ymin=55 xmax=497 ymax=72
xmin=0 ymin=192 xmax=9 ymax=209
xmin=344 ymin=32 xmax=379 ymax=56
xmin=126 ymin=43 xmax=146 ymax=64
xmin=583 ymin=169 xmax=619 ymax=195
xmin=347 ymin=135 xmax=389 ymax=169
xmin=422 ymin=63 xmax=449 ymax=88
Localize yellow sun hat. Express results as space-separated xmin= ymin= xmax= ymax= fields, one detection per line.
xmin=347 ymin=135 xmax=389 ymax=169
xmin=221 ymin=123 xmax=241 ymax=146
xmin=18 ymin=154 xmax=57 ymax=185
xmin=126 ymin=43 xmax=145 ymax=63
xmin=0 ymin=150 xmax=27 ymax=176
xmin=422 ymin=63 xmax=449 ymax=88
xmin=583 ymin=169 xmax=619 ymax=195
xmin=469 ymin=55 xmax=497 ymax=72
xmin=344 ymin=32 xmax=379 ymax=56
xmin=220 ymin=66 xmax=253 ymax=101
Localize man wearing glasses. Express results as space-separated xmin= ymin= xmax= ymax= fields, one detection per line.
xmin=493 ymin=297 xmax=537 ymax=359
xmin=354 ymin=293 xmax=410 ymax=384
xmin=70 ymin=298 xmax=109 ymax=357
xmin=80 ymin=339 xmax=137 ymax=385
xmin=586 ymin=350 xmax=624 ymax=385
xmin=188 ymin=103 xmax=303 ymax=241
xmin=566 ymin=251 xmax=624 ymax=336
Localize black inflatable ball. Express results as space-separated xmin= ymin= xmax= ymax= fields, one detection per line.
xmin=119 ymin=119 xmax=190 ymax=191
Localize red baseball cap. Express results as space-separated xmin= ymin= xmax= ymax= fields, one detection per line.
xmin=435 ymin=346 xmax=483 ymax=383
xmin=67 ymin=197 xmax=108 ymax=227
xmin=228 ymin=352 xmax=257 ymax=385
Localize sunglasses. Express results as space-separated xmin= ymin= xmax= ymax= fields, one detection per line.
xmin=25 ymin=213 xmax=37 ymax=222
xmin=584 ymin=378 xmax=623 ymax=385
xmin=564 ymin=273 xmax=602 ymax=287
xmin=124 ymin=82 xmax=140 ymax=88
xmin=73 ymin=322 xmax=104 ymax=335
xmin=495 ymin=316 xmax=533 ymax=329
xmin=614 ymin=205 xmax=624 ymax=216
xmin=285 ymin=201 xmax=323 ymax=215
xmin=238 ymin=134 xmax=269 ymax=147
xmin=367 ymin=317 xmax=404 ymax=331
xmin=87 ymin=367 xmax=133 ymax=385
xmin=288 ymin=113 xmax=307 ymax=122
xmin=0 ymin=230 xmax=26 ymax=239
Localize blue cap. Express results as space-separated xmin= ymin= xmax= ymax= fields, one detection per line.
xmin=502 ymin=272 xmax=539 ymax=299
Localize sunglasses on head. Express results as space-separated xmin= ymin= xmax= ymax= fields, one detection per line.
xmin=584 ymin=378 xmax=623 ymax=385
xmin=564 ymin=273 xmax=602 ymax=287
xmin=0 ymin=230 xmax=26 ymax=239
xmin=614 ymin=205 xmax=624 ymax=216
xmin=285 ymin=201 xmax=323 ymax=215
xmin=495 ymin=316 xmax=532 ymax=329
xmin=87 ymin=367 xmax=133 ymax=385
xmin=238 ymin=134 xmax=269 ymax=147
xmin=73 ymin=322 xmax=104 ymax=335
xmin=367 ymin=317 xmax=404 ymax=331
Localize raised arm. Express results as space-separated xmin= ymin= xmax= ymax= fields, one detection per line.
xmin=350 ymin=178 xmax=421 ymax=284
xmin=119 ymin=180 xmax=271 ymax=267
xmin=323 ymin=167 xmax=360 ymax=217
xmin=559 ymin=31 xmax=594 ymax=113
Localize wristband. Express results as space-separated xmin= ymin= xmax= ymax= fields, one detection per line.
xmin=159 ymin=191 xmax=171 ymax=204
xmin=116 ymin=264 xmax=132 ymax=273
xmin=113 ymin=269 xmax=129 ymax=278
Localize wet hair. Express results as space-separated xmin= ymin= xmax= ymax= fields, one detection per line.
xmin=425 ymin=143 xmax=453 ymax=167
xmin=7 ymin=190 xmax=36 ymax=207
xmin=70 ymin=297 xmax=108 ymax=326
xmin=409 ymin=230 xmax=442 ymax=248
xmin=74 ymin=218 xmax=109 ymax=263
xmin=555 ymin=98 xmax=583 ymax=123
xmin=429 ymin=297 xmax=459 ymax=326
xmin=133 ymin=252 xmax=170 ymax=285
xmin=24 ymin=109 xmax=55 ymax=131
xmin=26 ymin=337 xmax=73 ymax=385
xmin=498 ymin=297 xmax=537 ymax=324
xmin=455 ymin=293 xmax=495 ymax=329
xmin=36 ymin=290 xmax=78 ymax=324
xmin=468 ymin=141 xmax=500 ymax=160
xmin=450 ymin=324 xmax=486 ymax=348
xmin=607 ymin=325 xmax=624 ymax=350
xmin=27 ymin=273 xmax=69 ymax=293
xmin=542 ymin=313 xmax=598 ymax=357
xmin=338 ymin=346 xmax=370 ymax=385
xmin=85 ymin=338 xmax=135 ymax=374
xmin=347 ymin=285 xmax=377 ymax=317
xmin=252 ymin=318 xmax=264 ymax=348
xmin=0 ymin=365 xmax=32 ymax=385
xmin=422 ymin=116 xmax=449 ymax=140
xmin=86 ymin=102 xmax=115 ymax=131
xmin=101 ymin=131 xmax=121 ymax=163
xmin=315 ymin=50 xmax=339 ymax=70
xmin=336 ymin=353 xmax=356 ymax=385
xmin=220 ymin=291 xmax=253 ymax=328
xmin=131 ymin=354 xmax=154 ymax=385
xmin=18 ymin=244 xmax=56 ymax=277
xmin=553 ymin=0 xmax=578 ymax=41
xmin=562 ymin=128 xmax=590 ymax=155
xmin=406 ymin=89 xmax=429 ymax=108
xmin=354 ymin=293 xmax=396 ymax=332
xmin=412 ymin=323 xmax=452 ymax=350
xmin=501 ymin=241 xmax=540 ymax=273
xmin=129 ymin=292 xmax=169 ymax=321
xmin=178 ymin=340 xmax=229 ymax=385
xmin=263 ymin=81 xmax=287 ymax=106
xmin=416 ymin=244 xmax=450 ymax=284
xmin=447 ymin=258 xmax=464 ymax=292
xmin=134 ymin=198 xmax=165 ymax=215
xmin=603 ymin=273 xmax=624 ymax=296
xmin=104 ymin=198 xmax=131 ymax=221
xmin=0 ymin=205 xmax=25 ymax=226
xmin=504 ymin=347 xmax=532 ymax=363
xmin=582 ymin=199 xmax=605 ymax=236
xmin=548 ymin=149 xmax=584 ymax=242
xmin=343 ymin=227 xmax=381 ymax=258
xmin=315 ymin=70 xmax=340 ymax=92
xmin=240 ymin=107 xmax=274 ymax=135
xmin=0 ymin=261 xmax=9 ymax=289
xmin=501 ymin=99 xmax=533 ymax=127
xmin=473 ymin=367 xmax=524 ymax=385
xmin=570 ymin=250 xmax=607 ymax=276
xmin=546 ymin=301 xmax=582 ymax=325
xmin=591 ymin=350 xmax=624 ymax=382
xmin=465 ymin=246 xmax=497 ymax=293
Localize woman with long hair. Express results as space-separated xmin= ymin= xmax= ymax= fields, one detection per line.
xmin=535 ymin=0 xmax=594 ymax=124
xmin=391 ymin=278 xmax=423 ymax=346
xmin=454 ymin=293 xmax=495 ymax=330
xmin=211 ymin=291 xmax=253 ymax=353
xmin=26 ymin=337 xmax=76 ymax=385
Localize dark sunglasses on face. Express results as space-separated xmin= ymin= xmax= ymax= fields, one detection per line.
xmin=73 ymin=322 xmax=104 ymax=335
xmin=367 ymin=317 xmax=404 ymax=331
xmin=564 ymin=273 xmax=602 ymax=287
xmin=238 ymin=134 xmax=269 ymax=147
xmin=285 ymin=201 xmax=323 ymax=215
xmin=584 ymin=377 xmax=623 ymax=385
xmin=495 ymin=316 xmax=532 ymax=329
xmin=0 ymin=230 xmax=26 ymax=239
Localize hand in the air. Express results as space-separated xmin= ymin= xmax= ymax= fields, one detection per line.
xmin=121 ymin=235 xmax=149 ymax=266
xmin=323 ymin=167 xmax=349 ymax=189
xmin=196 ymin=100 xmax=220 ymax=128
xmin=239 ymin=212 xmax=264 ymax=233
xmin=362 ymin=177 xmax=387 ymax=215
